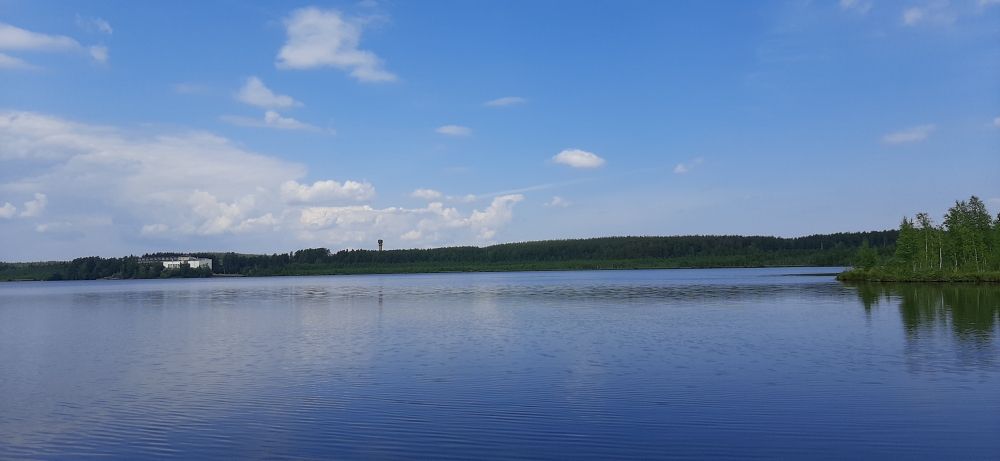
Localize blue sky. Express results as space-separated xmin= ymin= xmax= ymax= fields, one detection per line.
xmin=1 ymin=0 xmax=998 ymax=261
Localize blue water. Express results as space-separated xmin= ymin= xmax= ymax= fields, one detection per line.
xmin=1 ymin=268 xmax=997 ymax=460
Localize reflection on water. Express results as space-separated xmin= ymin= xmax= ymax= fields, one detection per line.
xmin=1 ymin=269 xmax=998 ymax=460
xmin=851 ymin=282 xmax=1000 ymax=342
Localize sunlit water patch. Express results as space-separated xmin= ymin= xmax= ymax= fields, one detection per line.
xmin=1 ymin=268 xmax=997 ymax=460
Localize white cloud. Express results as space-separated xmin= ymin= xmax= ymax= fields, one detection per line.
xmin=544 ymin=196 xmax=571 ymax=207
xmin=0 ymin=23 xmax=79 ymax=51
xmin=552 ymin=149 xmax=605 ymax=168
xmin=0 ymin=53 xmax=36 ymax=69
xmin=140 ymin=223 xmax=168 ymax=235
xmin=276 ymin=7 xmax=396 ymax=82
xmin=839 ymin=0 xmax=872 ymax=14
xmin=994 ymin=117 xmax=1000 ymax=128
xmin=0 ymin=22 xmax=107 ymax=64
xmin=20 ymin=193 xmax=48 ymax=217
xmin=220 ymin=110 xmax=331 ymax=132
xmin=299 ymin=194 xmax=523 ymax=245
xmin=76 ymin=16 xmax=113 ymax=35
xmin=89 ymin=45 xmax=108 ymax=63
xmin=484 ymin=96 xmax=527 ymax=107
xmin=411 ymin=188 xmax=443 ymax=200
xmin=903 ymin=1 xmax=956 ymax=26
xmin=236 ymin=77 xmax=303 ymax=108
xmin=436 ymin=125 xmax=472 ymax=136
xmin=0 ymin=202 xmax=16 ymax=218
xmin=674 ymin=158 xmax=704 ymax=174
xmin=281 ymin=179 xmax=375 ymax=203
xmin=0 ymin=109 xmax=524 ymax=259
xmin=882 ymin=125 xmax=935 ymax=144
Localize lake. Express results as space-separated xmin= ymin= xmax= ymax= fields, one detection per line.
xmin=1 ymin=268 xmax=998 ymax=460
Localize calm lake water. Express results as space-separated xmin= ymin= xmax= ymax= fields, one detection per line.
xmin=1 ymin=268 xmax=998 ymax=460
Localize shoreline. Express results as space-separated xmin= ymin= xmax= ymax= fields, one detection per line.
xmin=836 ymin=269 xmax=1000 ymax=284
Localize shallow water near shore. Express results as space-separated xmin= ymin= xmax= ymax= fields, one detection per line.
xmin=1 ymin=268 xmax=998 ymax=460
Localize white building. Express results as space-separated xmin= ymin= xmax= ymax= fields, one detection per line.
xmin=140 ymin=255 xmax=213 ymax=270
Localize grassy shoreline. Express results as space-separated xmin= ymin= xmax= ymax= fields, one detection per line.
xmin=836 ymin=268 xmax=1000 ymax=283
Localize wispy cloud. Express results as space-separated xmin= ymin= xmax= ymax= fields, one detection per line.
xmin=235 ymin=77 xmax=303 ymax=108
xmin=0 ymin=22 xmax=80 ymax=51
xmin=543 ymin=196 xmax=571 ymax=207
xmin=0 ymin=22 xmax=108 ymax=66
xmin=484 ymin=96 xmax=527 ymax=107
xmin=411 ymin=189 xmax=477 ymax=203
xmin=220 ymin=111 xmax=332 ymax=133
xmin=882 ymin=125 xmax=935 ymax=144
xmin=76 ymin=16 xmax=113 ymax=35
xmin=839 ymin=0 xmax=872 ymax=14
xmin=436 ymin=125 xmax=472 ymax=136
xmin=0 ymin=53 xmax=37 ymax=69
xmin=674 ymin=158 xmax=704 ymax=174
xmin=89 ymin=45 xmax=108 ymax=63
xmin=994 ymin=117 xmax=1000 ymax=128
xmin=276 ymin=7 xmax=396 ymax=82
xmin=552 ymin=149 xmax=605 ymax=168
xmin=411 ymin=188 xmax=442 ymax=200
xmin=903 ymin=1 xmax=956 ymax=26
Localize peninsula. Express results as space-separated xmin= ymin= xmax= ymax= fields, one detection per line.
xmin=837 ymin=196 xmax=1000 ymax=283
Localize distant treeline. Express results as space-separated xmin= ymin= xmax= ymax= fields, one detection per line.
xmin=1 ymin=231 xmax=896 ymax=281
xmin=839 ymin=196 xmax=1000 ymax=282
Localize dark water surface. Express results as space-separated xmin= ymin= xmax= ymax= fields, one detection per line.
xmin=1 ymin=268 xmax=998 ymax=460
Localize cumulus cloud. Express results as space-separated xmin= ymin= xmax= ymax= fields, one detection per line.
xmin=0 ymin=202 xmax=16 ymax=218
xmin=484 ymin=96 xmax=527 ymax=107
xmin=76 ymin=16 xmax=113 ymax=35
xmin=882 ymin=125 xmax=935 ymax=144
xmin=674 ymin=158 xmax=704 ymax=174
xmin=0 ymin=109 xmax=523 ymax=259
xmin=299 ymin=194 xmax=523 ymax=245
xmin=276 ymin=7 xmax=396 ymax=82
xmin=543 ymin=196 xmax=571 ymax=207
xmin=411 ymin=188 xmax=442 ymax=200
xmin=552 ymin=149 xmax=605 ymax=168
xmin=20 ymin=193 xmax=48 ymax=217
xmin=839 ymin=0 xmax=872 ymax=14
xmin=281 ymin=179 xmax=375 ymax=203
xmin=236 ymin=77 xmax=303 ymax=108
xmin=220 ymin=110 xmax=331 ymax=132
xmin=903 ymin=1 xmax=956 ymax=26
xmin=436 ymin=125 xmax=472 ymax=136
xmin=0 ymin=22 xmax=107 ymax=66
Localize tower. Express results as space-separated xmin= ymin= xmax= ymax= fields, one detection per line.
xmin=378 ymin=239 xmax=383 ymax=251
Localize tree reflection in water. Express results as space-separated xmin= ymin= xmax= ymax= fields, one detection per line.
xmin=848 ymin=282 xmax=1000 ymax=369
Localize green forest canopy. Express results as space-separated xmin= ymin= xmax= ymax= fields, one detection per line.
xmin=841 ymin=196 xmax=1000 ymax=282
xmin=1 ymin=231 xmax=896 ymax=281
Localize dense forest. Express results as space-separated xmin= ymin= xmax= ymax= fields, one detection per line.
xmin=1 ymin=231 xmax=896 ymax=281
xmin=839 ymin=196 xmax=1000 ymax=282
